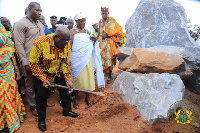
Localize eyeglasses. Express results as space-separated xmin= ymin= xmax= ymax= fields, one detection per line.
xmin=56 ymin=34 xmax=70 ymax=43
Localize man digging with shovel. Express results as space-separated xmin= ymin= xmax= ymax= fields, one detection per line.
xmin=29 ymin=25 xmax=79 ymax=132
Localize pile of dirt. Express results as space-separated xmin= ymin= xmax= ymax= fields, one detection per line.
xmin=15 ymin=85 xmax=167 ymax=132
xmin=15 ymin=70 xmax=200 ymax=133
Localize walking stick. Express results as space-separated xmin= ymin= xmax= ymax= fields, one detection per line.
xmin=50 ymin=83 xmax=105 ymax=96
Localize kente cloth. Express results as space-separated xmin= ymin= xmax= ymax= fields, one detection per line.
xmin=4 ymin=29 xmax=21 ymax=80
xmin=6 ymin=30 xmax=12 ymax=40
xmin=29 ymin=33 xmax=71 ymax=82
xmin=0 ymin=25 xmax=26 ymax=133
xmin=0 ymin=24 xmax=14 ymax=48
xmin=98 ymin=17 xmax=126 ymax=73
xmin=71 ymin=33 xmax=105 ymax=89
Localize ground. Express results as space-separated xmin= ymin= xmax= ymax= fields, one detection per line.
xmin=15 ymin=66 xmax=200 ymax=133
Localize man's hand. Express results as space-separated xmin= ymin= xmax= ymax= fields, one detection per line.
xmin=25 ymin=65 xmax=32 ymax=75
xmin=101 ymin=34 xmax=106 ymax=40
xmin=43 ymin=80 xmax=51 ymax=88
xmin=90 ymin=36 xmax=97 ymax=41
xmin=101 ymin=34 xmax=110 ymax=40
xmin=66 ymin=81 xmax=75 ymax=91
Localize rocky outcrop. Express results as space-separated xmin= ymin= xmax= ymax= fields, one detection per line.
xmin=125 ymin=0 xmax=195 ymax=49
xmin=119 ymin=48 xmax=185 ymax=75
xmin=125 ymin=0 xmax=200 ymax=92
xmin=111 ymin=71 xmax=185 ymax=124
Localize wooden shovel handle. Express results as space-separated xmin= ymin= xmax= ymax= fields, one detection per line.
xmin=50 ymin=83 xmax=94 ymax=94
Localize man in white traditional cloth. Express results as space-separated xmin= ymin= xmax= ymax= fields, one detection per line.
xmin=70 ymin=12 xmax=105 ymax=109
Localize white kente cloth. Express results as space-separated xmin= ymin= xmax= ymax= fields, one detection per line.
xmin=71 ymin=33 xmax=105 ymax=88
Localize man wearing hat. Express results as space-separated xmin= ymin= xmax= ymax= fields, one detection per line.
xmin=98 ymin=7 xmax=126 ymax=84
xmin=49 ymin=15 xmax=57 ymax=33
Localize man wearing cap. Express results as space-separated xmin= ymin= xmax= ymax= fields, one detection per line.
xmin=98 ymin=7 xmax=126 ymax=84
xmin=49 ymin=15 xmax=57 ymax=33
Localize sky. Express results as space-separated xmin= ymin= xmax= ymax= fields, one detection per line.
xmin=0 ymin=0 xmax=200 ymax=32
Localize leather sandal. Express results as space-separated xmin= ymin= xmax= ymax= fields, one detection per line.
xmin=107 ymin=78 xmax=113 ymax=84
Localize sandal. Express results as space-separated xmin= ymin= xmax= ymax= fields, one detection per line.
xmin=73 ymin=103 xmax=79 ymax=109
xmin=107 ymin=78 xmax=113 ymax=84
xmin=85 ymin=98 xmax=93 ymax=107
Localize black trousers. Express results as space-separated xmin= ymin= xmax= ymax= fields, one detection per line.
xmin=34 ymin=73 xmax=71 ymax=122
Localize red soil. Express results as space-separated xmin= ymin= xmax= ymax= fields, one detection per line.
xmin=15 ymin=65 xmax=200 ymax=133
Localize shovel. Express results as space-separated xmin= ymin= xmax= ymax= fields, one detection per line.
xmin=50 ymin=83 xmax=105 ymax=96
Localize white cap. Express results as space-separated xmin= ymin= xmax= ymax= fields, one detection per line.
xmin=74 ymin=12 xmax=86 ymax=21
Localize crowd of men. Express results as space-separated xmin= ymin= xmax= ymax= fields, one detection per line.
xmin=0 ymin=1 xmax=126 ymax=132
xmin=189 ymin=30 xmax=200 ymax=46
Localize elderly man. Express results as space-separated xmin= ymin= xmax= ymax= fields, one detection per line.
xmin=1 ymin=17 xmax=24 ymax=96
xmin=29 ymin=26 xmax=79 ymax=132
xmin=13 ymin=2 xmax=45 ymax=116
xmin=98 ymin=7 xmax=126 ymax=84
xmin=1 ymin=17 xmax=12 ymax=39
xmin=70 ymin=13 xmax=105 ymax=109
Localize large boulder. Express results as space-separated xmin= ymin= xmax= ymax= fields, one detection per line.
xmin=115 ymin=47 xmax=133 ymax=61
xmin=125 ymin=0 xmax=200 ymax=92
xmin=125 ymin=0 xmax=195 ymax=49
xmin=119 ymin=48 xmax=185 ymax=75
xmin=111 ymin=71 xmax=185 ymax=124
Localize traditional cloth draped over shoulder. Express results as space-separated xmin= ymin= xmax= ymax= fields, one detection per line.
xmin=71 ymin=33 xmax=93 ymax=78
xmin=71 ymin=32 xmax=105 ymax=89
xmin=98 ymin=17 xmax=126 ymax=73
xmin=0 ymin=24 xmax=26 ymax=133
xmin=0 ymin=24 xmax=22 ymax=81
xmin=103 ymin=17 xmax=126 ymax=46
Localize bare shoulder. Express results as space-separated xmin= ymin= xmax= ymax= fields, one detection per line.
xmin=70 ymin=28 xmax=77 ymax=36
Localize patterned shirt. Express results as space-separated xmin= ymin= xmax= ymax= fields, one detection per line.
xmin=29 ymin=33 xmax=71 ymax=82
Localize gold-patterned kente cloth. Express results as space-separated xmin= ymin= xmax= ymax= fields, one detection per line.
xmin=98 ymin=17 xmax=126 ymax=73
